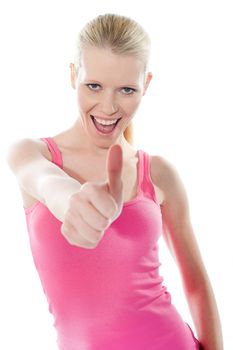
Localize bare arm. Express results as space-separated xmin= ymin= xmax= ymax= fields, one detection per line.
xmin=38 ymin=174 xmax=81 ymax=222
xmin=151 ymin=156 xmax=224 ymax=350
xmin=6 ymin=138 xmax=81 ymax=222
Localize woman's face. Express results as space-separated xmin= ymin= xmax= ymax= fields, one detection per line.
xmin=70 ymin=46 xmax=152 ymax=147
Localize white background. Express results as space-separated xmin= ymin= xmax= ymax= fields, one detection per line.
xmin=0 ymin=0 xmax=232 ymax=349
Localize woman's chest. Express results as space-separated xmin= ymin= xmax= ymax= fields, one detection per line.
xmin=62 ymin=153 xmax=138 ymax=203
xmin=21 ymin=146 xmax=164 ymax=209
xmin=61 ymin=152 xmax=164 ymax=205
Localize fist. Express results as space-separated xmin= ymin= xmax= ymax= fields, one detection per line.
xmin=61 ymin=144 xmax=123 ymax=248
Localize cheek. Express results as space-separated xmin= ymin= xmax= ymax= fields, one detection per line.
xmin=77 ymin=89 xmax=92 ymax=111
xmin=124 ymin=96 xmax=141 ymax=112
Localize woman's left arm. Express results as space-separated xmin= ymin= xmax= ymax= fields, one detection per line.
xmin=151 ymin=156 xmax=224 ymax=350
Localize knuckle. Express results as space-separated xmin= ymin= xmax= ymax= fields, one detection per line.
xmin=67 ymin=238 xmax=76 ymax=246
xmin=61 ymin=221 xmax=99 ymax=249
xmin=68 ymin=192 xmax=80 ymax=204
xmin=80 ymin=182 xmax=93 ymax=192
xmin=100 ymin=217 xmax=110 ymax=230
xmin=61 ymin=225 xmax=66 ymax=236
xmin=108 ymin=206 xmax=116 ymax=219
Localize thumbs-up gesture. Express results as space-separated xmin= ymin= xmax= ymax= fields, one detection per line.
xmin=61 ymin=144 xmax=123 ymax=249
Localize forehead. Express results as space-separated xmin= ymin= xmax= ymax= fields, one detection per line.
xmin=79 ymin=46 xmax=144 ymax=85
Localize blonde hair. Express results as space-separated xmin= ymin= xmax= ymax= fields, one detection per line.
xmin=73 ymin=13 xmax=151 ymax=145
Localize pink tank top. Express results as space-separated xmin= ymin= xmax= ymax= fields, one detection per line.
xmin=24 ymin=137 xmax=200 ymax=350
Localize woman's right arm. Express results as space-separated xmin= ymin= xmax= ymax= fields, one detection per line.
xmin=7 ymin=139 xmax=123 ymax=249
xmin=6 ymin=138 xmax=81 ymax=222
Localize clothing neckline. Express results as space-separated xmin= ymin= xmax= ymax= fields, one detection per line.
xmin=24 ymin=137 xmax=162 ymax=215
xmin=46 ymin=137 xmax=143 ymax=208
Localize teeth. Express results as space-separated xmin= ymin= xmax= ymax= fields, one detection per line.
xmin=93 ymin=116 xmax=118 ymax=125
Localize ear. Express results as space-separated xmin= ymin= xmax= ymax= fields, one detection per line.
xmin=142 ymin=72 xmax=153 ymax=96
xmin=70 ymin=63 xmax=78 ymax=89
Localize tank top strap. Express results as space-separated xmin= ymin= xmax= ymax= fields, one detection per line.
xmin=40 ymin=137 xmax=63 ymax=169
xmin=38 ymin=140 xmax=158 ymax=204
xmin=138 ymin=149 xmax=159 ymax=205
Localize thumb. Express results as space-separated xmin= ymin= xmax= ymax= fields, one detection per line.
xmin=106 ymin=144 xmax=123 ymax=205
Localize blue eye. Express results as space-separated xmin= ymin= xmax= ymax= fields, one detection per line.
xmin=86 ymin=84 xmax=100 ymax=91
xmin=122 ymin=87 xmax=136 ymax=95
xmin=86 ymin=84 xmax=136 ymax=95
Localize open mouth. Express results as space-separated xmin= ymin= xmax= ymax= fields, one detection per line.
xmin=91 ymin=115 xmax=122 ymax=135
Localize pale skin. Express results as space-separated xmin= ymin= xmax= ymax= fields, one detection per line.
xmin=7 ymin=46 xmax=223 ymax=349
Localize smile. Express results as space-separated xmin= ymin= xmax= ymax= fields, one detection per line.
xmin=91 ymin=115 xmax=122 ymax=135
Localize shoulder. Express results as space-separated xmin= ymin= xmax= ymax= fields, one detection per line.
xmin=149 ymin=154 xmax=188 ymax=210
xmin=6 ymin=137 xmax=52 ymax=170
xmin=6 ymin=137 xmax=53 ymax=208
xmin=33 ymin=137 xmax=53 ymax=161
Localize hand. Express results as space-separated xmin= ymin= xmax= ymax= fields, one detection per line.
xmin=61 ymin=144 xmax=123 ymax=248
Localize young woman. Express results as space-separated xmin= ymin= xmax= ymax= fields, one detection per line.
xmin=7 ymin=13 xmax=223 ymax=350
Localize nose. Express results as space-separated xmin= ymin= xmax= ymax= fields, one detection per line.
xmin=100 ymin=91 xmax=119 ymax=115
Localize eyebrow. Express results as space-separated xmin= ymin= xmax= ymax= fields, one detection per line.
xmin=84 ymin=79 xmax=140 ymax=89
